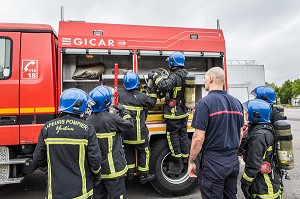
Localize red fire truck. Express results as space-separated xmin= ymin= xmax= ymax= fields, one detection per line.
xmin=0 ymin=21 xmax=227 ymax=196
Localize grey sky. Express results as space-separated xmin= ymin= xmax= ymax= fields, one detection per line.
xmin=2 ymin=0 xmax=300 ymax=86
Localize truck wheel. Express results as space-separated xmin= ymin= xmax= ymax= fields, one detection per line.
xmin=150 ymin=138 xmax=200 ymax=197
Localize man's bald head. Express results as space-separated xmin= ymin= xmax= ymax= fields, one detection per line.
xmin=206 ymin=67 xmax=225 ymax=85
xmin=204 ymin=67 xmax=225 ymax=91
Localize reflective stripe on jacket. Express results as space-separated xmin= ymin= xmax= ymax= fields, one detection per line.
xmin=87 ymin=110 xmax=133 ymax=179
xmin=118 ymin=89 xmax=156 ymax=144
xmin=242 ymin=124 xmax=282 ymax=198
xmin=33 ymin=115 xmax=102 ymax=199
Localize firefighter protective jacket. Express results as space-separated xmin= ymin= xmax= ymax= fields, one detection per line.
xmin=118 ymin=89 xmax=157 ymax=144
xmin=241 ymin=124 xmax=281 ymax=198
xmin=87 ymin=110 xmax=133 ymax=179
xmin=154 ymin=69 xmax=189 ymax=119
xmin=33 ymin=115 xmax=102 ymax=199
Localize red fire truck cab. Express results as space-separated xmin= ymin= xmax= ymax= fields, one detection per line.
xmin=0 ymin=21 xmax=227 ymax=196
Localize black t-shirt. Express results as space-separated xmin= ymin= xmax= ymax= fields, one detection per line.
xmin=192 ymin=90 xmax=244 ymax=153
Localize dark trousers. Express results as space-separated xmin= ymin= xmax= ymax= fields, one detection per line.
xmin=198 ymin=150 xmax=239 ymax=199
xmin=124 ymin=142 xmax=150 ymax=175
xmin=94 ymin=177 xmax=126 ymax=199
xmin=166 ymin=117 xmax=189 ymax=159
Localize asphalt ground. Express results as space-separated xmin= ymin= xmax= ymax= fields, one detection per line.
xmin=0 ymin=108 xmax=299 ymax=198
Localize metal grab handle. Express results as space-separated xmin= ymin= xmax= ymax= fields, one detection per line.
xmin=74 ymin=82 xmax=87 ymax=86
xmin=0 ymin=116 xmax=17 ymax=125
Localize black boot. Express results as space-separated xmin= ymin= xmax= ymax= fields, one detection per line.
xmin=168 ymin=158 xmax=183 ymax=174
xmin=139 ymin=174 xmax=155 ymax=184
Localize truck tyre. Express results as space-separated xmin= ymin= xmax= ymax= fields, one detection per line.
xmin=150 ymin=138 xmax=200 ymax=197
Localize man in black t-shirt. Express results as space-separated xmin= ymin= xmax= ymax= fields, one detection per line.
xmin=188 ymin=67 xmax=244 ymax=199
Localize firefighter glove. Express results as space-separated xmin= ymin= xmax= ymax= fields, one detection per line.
xmin=148 ymin=86 xmax=158 ymax=94
xmin=148 ymin=72 xmax=158 ymax=80
xmin=113 ymin=104 xmax=126 ymax=113
xmin=93 ymin=174 xmax=102 ymax=187
xmin=241 ymin=180 xmax=251 ymax=199
xmin=20 ymin=159 xmax=38 ymax=175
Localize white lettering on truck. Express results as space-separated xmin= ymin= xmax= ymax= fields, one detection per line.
xmin=62 ymin=38 xmax=118 ymax=47
xmin=72 ymin=38 xmax=115 ymax=47
xmin=74 ymin=38 xmax=83 ymax=45
xmin=108 ymin=40 xmax=114 ymax=46
xmin=90 ymin=39 xmax=96 ymax=46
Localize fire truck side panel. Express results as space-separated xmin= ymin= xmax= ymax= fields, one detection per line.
xmin=19 ymin=32 xmax=57 ymax=145
xmin=0 ymin=32 xmax=20 ymax=145
xmin=58 ymin=21 xmax=225 ymax=52
xmin=57 ymin=21 xmax=226 ymax=103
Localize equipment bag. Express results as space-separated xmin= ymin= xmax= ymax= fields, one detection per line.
xmin=72 ymin=62 xmax=106 ymax=80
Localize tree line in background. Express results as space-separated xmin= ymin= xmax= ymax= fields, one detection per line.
xmin=266 ymin=79 xmax=300 ymax=105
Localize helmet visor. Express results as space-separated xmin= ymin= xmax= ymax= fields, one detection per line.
xmin=250 ymin=89 xmax=257 ymax=98
xmin=242 ymin=101 xmax=249 ymax=111
xmin=87 ymin=97 xmax=96 ymax=107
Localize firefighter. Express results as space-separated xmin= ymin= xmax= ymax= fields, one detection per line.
xmin=251 ymin=85 xmax=285 ymax=124
xmin=241 ymin=86 xmax=283 ymax=141
xmin=118 ymin=71 xmax=156 ymax=184
xmin=251 ymin=85 xmax=294 ymax=179
xmin=148 ymin=52 xmax=189 ymax=170
xmin=33 ymin=88 xmax=102 ymax=199
xmin=240 ymin=99 xmax=282 ymax=199
xmin=87 ymin=85 xmax=133 ymax=199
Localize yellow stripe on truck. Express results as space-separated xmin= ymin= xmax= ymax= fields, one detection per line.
xmin=20 ymin=108 xmax=35 ymax=113
xmin=35 ymin=107 xmax=55 ymax=113
xmin=21 ymin=107 xmax=55 ymax=113
xmin=146 ymin=113 xmax=194 ymax=122
xmin=146 ymin=114 xmax=164 ymax=122
xmin=0 ymin=108 xmax=19 ymax=114
xmin=148 ymin=125 xmax=194 ymax=132
xmin=188 ymin=114 xmax=193 ymax=120
xmin=0 ymin=107 xmax=55 ymax=114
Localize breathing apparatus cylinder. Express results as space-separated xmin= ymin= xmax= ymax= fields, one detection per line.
xmin=274 ymin=105 xmax=286 ymax=119
xmin=274 ymin=120 xmax=295 ymax=170
xmin=184 ymin=73 xmax=196 ymax=109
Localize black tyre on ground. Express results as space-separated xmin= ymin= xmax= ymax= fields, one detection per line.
xmin=150 ymin=138 xmax=200 ymax=197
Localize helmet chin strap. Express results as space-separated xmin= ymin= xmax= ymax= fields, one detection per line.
xmin=170 ymin=66 xmax=182 ymax=71
xmin=72 ymin=107 xmax=82 ymax=114
xmin=249 ymin=120 xmax=259 ymax=125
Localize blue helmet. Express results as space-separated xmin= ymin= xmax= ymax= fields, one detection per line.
xmin=123 ymin=71 xmax=140 ymax=90
xmin=167 ymin=52 xmax=185 ymax=67
xmin=89 ymin=86 xmax=112 ymax=113
xmin=59 ymin=88 xmax=89 ymax=115
xmin=245 ymin=99 xmax=272 ymax=124
xmin=251 ymin=86 xmax=276 ymax=104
